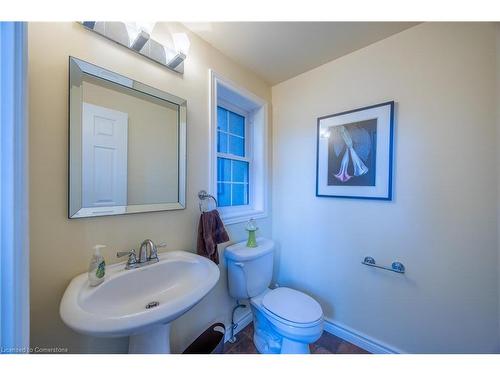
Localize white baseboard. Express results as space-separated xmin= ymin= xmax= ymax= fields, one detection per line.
xmin=224 ymin=310 xmax=253 ymax=343
xmin=221 ymin=312 xmax=401 ymax=354
xmin=323 ymin=319 xmax=402 ymax=354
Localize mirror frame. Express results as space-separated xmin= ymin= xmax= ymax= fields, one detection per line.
xmin=68 ymin=56 xmax=187 ymax=218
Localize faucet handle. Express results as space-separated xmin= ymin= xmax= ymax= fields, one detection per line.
xmin=117 ymin=249 xmax=138 ymax=266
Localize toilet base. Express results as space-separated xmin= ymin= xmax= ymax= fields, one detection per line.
xmin=250 ymin=299 xmax=322 ymax=354
xmin=252 ymin=322 xmax=311 ymax=354
xmin=252 ymin=307 xmax=282 ymax=354
xmin=280 ymin=337 xmax=310 ymax=354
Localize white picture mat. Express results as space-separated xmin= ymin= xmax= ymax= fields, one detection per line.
xmin=317 ymin=103 xmax=392 ymax=198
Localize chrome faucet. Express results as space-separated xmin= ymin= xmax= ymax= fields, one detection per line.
xmin=117 ymin=239 xmax=166 ymax=270
xmin=139 ymin=239 xmax=157 ymax=263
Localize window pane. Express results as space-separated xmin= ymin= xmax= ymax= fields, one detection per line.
xmin=217 ymin=157 xmax=231 ymax=182
xmin=228 ymin=135 xmax=245 ymax=157
xmin=217 ymin=130 xmax=227 ymax=153
xmin=217 ymin=183 xmax=231 ymax=207
xmin=217 ymin=107 xmax=227 ymax=131
xmin=232 ymin=184 xmax=248 ymax=206
xmin=229 ymin=111 xmax=245 ymax=137
xmin=232 ymin=160 xmax=248 ymax=183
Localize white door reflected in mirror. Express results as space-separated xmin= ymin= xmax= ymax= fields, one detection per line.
xmin=82 ymin=103 xmax=128 ymax=214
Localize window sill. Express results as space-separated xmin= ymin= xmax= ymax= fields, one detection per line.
xmin=219 ymin=207 xmax=267 ymax=225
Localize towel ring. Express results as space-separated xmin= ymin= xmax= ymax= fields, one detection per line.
xmin=198 ymin=190 xmax=218 ymax=212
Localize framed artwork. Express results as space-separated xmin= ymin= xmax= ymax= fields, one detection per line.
xmin=316 ymin=101 xmax=394 ymax=200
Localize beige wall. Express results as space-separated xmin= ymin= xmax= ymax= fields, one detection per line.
xmin=82 ymin=80 xmax=179 ymax=205
xmin=29 ymin=22 xmax=272 ymax=353
xmin=272 ymin=22 xmax=499 ymax=353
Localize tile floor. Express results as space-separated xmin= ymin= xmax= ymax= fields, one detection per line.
xmin=223 ymin=323 xmax=370 ymax=354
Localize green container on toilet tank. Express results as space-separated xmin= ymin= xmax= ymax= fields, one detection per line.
xmin=246 ymin=218 xmax=258 ymax=248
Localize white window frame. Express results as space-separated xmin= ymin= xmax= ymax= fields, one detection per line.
xmin=209 ymin=70 xmax=268 ymax=225
xmin=0 ymin=21 xmax=30 ymax=352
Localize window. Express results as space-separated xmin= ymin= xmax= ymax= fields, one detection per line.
xmin=217 ymin=106 xmax=249 ymax=207
xmin=210 ymin=70 xmax=268 ymax=224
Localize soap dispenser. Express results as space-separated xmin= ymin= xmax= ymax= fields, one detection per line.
xmin=88 ymin=244 xmax=106 ymax=287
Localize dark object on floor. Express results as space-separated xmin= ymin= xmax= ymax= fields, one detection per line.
xmin=183 ymin=323 xmax=226 ymax=354
xmin=197 ymin=210 xmax=229 ymax=264
xmin=224 ymin=323 xmax=370 ymax=354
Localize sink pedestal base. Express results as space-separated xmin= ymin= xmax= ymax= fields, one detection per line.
xmin=129 ymin=323 xmax=171 ymax=354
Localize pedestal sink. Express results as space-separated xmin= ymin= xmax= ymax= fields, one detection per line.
xmin=60 ymin=251 xmax=220 ymax=353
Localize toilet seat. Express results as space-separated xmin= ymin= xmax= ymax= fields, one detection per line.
xmin=261 ymin=287 xmax=323 ymax=327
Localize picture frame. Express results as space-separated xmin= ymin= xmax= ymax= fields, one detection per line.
xmin=316 ymin=101 xmax=394 ymax=200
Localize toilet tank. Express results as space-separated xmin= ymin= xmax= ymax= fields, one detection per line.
xmin=224 ymin=238 xmax=274 ymax=299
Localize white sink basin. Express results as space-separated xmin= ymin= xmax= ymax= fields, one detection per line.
xmin=60 ymin=250 xmax=220 ymax=353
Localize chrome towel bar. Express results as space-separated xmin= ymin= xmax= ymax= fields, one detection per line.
xmin=362 ymin=256 xmax=405 ymax=274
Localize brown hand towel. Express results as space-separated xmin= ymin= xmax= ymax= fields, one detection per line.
xmin=197 ymin=209 xmax=230 ymax=265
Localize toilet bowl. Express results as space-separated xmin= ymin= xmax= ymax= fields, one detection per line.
xmin=225 ymin=238 xmax=324 ymax=354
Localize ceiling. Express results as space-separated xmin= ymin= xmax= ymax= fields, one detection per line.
xmin=183 ymin=22 xmax=419 ymax=85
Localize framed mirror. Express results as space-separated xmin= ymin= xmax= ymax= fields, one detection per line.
xmin=68 ymin=57 xmax=186 ymax=218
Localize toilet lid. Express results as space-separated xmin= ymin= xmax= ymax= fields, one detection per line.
xmin=262 ymin=287 xmax=323 ymax=324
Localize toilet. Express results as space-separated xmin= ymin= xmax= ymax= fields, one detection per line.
xmin=225 ymin=238 xmax=324 ymax=354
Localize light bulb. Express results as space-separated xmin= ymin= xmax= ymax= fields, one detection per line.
xmin=125 ymin=22 xmax=154 ymax=51
xmin=135 ymin=22 xmax=156 ymax=35
xmin=172 ymin=32 xmax=191 ymax=56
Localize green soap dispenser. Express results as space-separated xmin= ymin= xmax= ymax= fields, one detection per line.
xmin=246 ymin=218 xmax=258 ymax=248
xmin=88 ymin=244 xmax=106 ymax=287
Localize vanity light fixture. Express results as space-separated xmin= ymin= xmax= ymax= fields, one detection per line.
xmin=166 ymin=32 xmax=191 ymax=69
xmin=130 ymin=30 xmax=150 ymax=51
xmin=82 ymin=21 xmax=96 ymax=29
xmin=166 ymin=52 xmax=186 ymax=69
xmin=126 ymin=22 xmax=155 ymax=51
xmin=79 ymin=22 xmax=190 ymax=74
